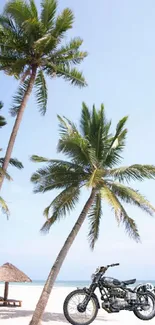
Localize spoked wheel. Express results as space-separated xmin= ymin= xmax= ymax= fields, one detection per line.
xmin=134 ymin=292 xmax=155 ymax=320
xmin=63 ymin=289 xmax=99 ymax=325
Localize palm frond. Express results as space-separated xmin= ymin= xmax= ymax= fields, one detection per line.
xmin=107 ymin=181 xmax=155 ymax=216
xmin=101 ymin=186 xmax=121 ymax=223
xmin=115 ymin=116 xmax=128 ymax=137
xmin=53 ymin=51 xmax=88 ymax=66
xmin=0 ymin=50 xmax=23 ymax=73
xmin=41 ymin=0 xmax=57 ymax=30
xmin=29 ymin=0 xmax=38 ymax=19
xmin=0 ymin=158 xmax=23 ymax=169
xmin=92 ymin=104 xmax=110 ymax=160
xmin=108 ymin=165 xmax=155 ymax=183
xmin=54 ymin=8 xmax=74 ymax=38
xmin=22 ymin=18 xmax=43 ymax=40
xmin=107 ymin=116 xmax=128 ymax=151
xmin=86 ymin=169 xmax=105 ymax=188
xmin=0 ymin=115 xmax=6 ymax=128
xmin=51 ymin=37 xmax=83 ymax=55
xmin=35 ymin=70 xmax=47 ymax=115
xmin=31 ymin=159 xmax=86 ymax=192
xmin=103 ymin=150 xmax=123 ymax=168
xmin=30 ymin=155 xmax=51 ymax=163
xmin=41 ymin=185 xmax=80 ymax=232
xmin=57 ymin=116 xmax=100 ymax=168
xmin=101 ymin=185 xmax=140 ymax=241
xmin=57 ymin=115 xmax=78 ymax=136
xmin=80 ymin=102 xmax=91 ymax=136
xmin=102 ymin=116 xmax=128 ymax=168
xmin=10 ymin=77 xmax=30 ymax=116
xmin=0 ymin=167 xmax=12 ymax=181
xmin=4 ymin=0 xmax=33 ymax=26
xmin=0 ymin=15 xmax=16 ymax=32
xmin=80 ymin=103 xmax=111 ymax=162
xmin=31 ymin=156 xmax=83 ymax=169
xmin=114 ymin=196 xmax=140 ymax=242
xmin=0 ymin=100 xmax=6 ymax=128
xmin=88 ymin=192 xmax=102 ymax=249
xmin=45 ymin=63 xmax=87 ymax=87
xmin=44 ymin=185 xmax=80 ymax=218
xmin=0 ymin=196 xmax=10 ymax=218
xmin=50 ymin=38 xmax=88 ymax=65
xmin=33 ymin=33 xmax=57 ymax=53
xmin=57 ymin=132 xmax=92 ymax=166
xmin=11 ymin=59 xmax=29 ymax=78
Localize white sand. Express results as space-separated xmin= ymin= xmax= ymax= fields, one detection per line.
xmin=0 ymin=284 xmax=154 ymax=325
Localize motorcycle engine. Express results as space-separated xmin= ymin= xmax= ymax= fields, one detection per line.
xmin=110 ymin=297 xmax=128 ymax=310
xmin=102 ymin=290 xmax=137 ymax=311
xmin=109 ymin=289 xmax=126 ymax=299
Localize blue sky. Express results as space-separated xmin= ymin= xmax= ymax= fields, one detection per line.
xmin=0 ymin=0 xmax=155 ymax=281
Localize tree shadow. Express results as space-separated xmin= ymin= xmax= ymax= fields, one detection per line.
xmin=0 ymin=309 xmax=68 ymax=322
xmin=0 ymin=309 xmax=108 ymax=322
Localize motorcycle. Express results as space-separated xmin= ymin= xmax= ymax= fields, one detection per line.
xmin=63 ymin=263 xmax=155 ymax=325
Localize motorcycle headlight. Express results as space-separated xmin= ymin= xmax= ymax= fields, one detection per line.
xmin=91 ymin=273 xmax=95 ymax=281
xmin=91 ymin=267 xmax=100 ymax=281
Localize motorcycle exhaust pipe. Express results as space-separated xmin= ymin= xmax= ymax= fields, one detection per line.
xmin=101 ymin=303 xmax=112 ymax=313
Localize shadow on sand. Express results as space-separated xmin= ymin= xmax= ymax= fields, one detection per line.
xmin=0 ymin=309 xmax=109 ymax=322
xmin=0 ymin=309 xmax=67 ymax=322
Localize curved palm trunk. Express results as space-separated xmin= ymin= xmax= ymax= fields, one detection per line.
xmin=29 ymin=189 xmax=96 ymax=325
xmin=0 ymin=66 xmax=37 ymax=190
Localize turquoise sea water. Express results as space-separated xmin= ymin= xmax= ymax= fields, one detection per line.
xmin=1 ymin=280 xmax=155 ymax=287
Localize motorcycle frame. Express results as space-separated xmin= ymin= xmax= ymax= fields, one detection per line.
xmin=81 ymin=275 xmax=150 ymax=313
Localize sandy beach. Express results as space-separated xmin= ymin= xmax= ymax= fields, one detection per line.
xmin=0 ymin=285 xmax=154 ymax=325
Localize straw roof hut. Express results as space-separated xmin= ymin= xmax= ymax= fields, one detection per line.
xmin=0 ymin=263 xmax=31 ymax=300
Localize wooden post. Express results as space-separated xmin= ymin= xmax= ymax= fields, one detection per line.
xmin=4 ymin=282 xmax=9 ymax=301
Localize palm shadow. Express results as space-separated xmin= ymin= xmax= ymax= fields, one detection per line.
xmin=0 ymin=309 xmax=108 ymax=322
xmin=0 ymin=309 xmax=68 ymax=322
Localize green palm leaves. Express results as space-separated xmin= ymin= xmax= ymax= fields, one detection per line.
xmin=0 ymin=103 xmax=23 ymax=216
xmin=0 ymin=101 xmax=6 ymax=127
xmin=35 ymin=70 xmax=47 ymax=115
xmin=0 ymin=0 xmax=87 ymax=115
xmin=31 ymin=104 xmax=155 ymax=248
xmin=0 ymin=196 xmax=10 ymax=218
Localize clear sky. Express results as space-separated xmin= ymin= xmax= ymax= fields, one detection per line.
xmin=0 ymin=0 xmax=155 ymax=281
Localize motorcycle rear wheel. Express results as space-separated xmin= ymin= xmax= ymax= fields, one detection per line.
xmin=63 ymin=289 xmax=99 ymax=325
xmin=133 ymin=291 xmax=155 ymax=320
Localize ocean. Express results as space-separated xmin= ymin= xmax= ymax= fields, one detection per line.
xmin=1 ymin=280 xmax=155 ymax=287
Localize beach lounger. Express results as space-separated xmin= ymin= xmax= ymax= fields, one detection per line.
xmin=0 ymin=298 xmax=22 ymax=307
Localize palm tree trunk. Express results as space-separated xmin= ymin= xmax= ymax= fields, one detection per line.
xmin=0 ymin=66 xmax=37 ymax=190
xmin=29 ymin=188 xmax=96 ymax=325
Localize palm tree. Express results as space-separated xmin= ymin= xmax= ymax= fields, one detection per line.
xmin=0 ymin=0 xmax=87 ymax=189
xmin=29 ymin=103 xmax=155 ymax=325
xmin=0 ymin=102 xmax=23 ymax=216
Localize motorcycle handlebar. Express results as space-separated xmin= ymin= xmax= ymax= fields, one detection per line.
xmin=99 ymin=263 xmax=120 ymax=272
xmin=107 ymin=263 xmax=120 ymax=268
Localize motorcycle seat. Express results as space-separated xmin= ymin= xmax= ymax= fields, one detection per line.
xmin=122 ymin=279 xmax=136 ymax=285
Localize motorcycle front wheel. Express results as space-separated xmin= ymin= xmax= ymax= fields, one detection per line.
xmin=134 ymin=291 xmax=155 ymax=320
xmin=63 ymin=289 xmax=99 ymax=325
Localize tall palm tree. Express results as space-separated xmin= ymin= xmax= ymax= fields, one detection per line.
xmin=0 ymin=102 xmax=23 ymax=216
xmin=29 ymin=103 xmax=155 ymax=325
xmin=0 ymin=0 xmax=87 ymax=189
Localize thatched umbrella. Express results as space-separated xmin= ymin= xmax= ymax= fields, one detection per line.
xmin=0 ymin=263 xmax=32 ymax=300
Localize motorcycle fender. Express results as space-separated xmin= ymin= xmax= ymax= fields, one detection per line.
xmin=134 ymin=283 xmax=154 ymax=293
xmin=83 ymin=288 xmax=100 ymax=309
xmin=134 ymin=284 xmax=149 ymax=293
xmin=134 ymin=284 xmax=144 ymax=292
